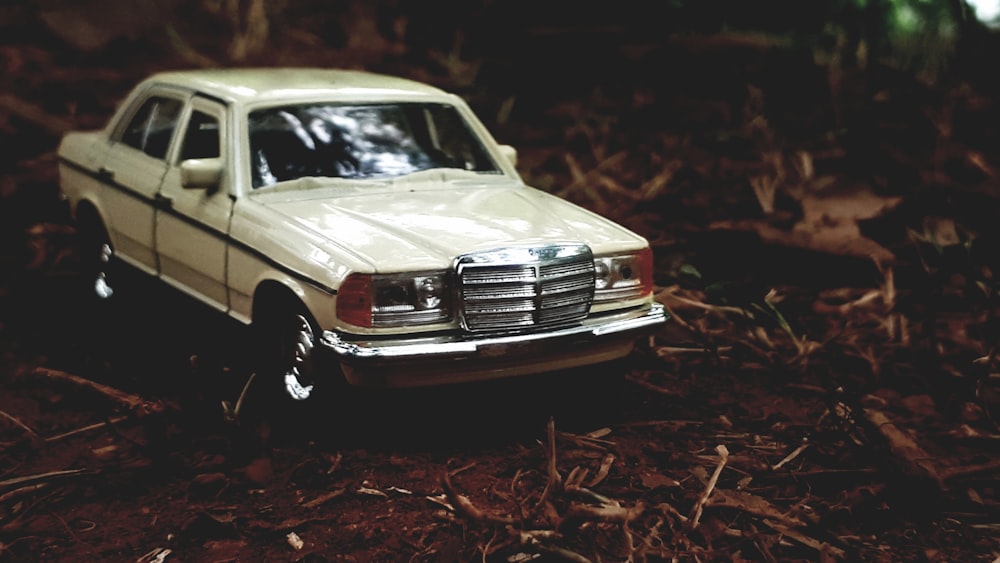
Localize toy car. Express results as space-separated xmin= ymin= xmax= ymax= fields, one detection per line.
xmin=58 ymin=68 xmax=667 ymax=401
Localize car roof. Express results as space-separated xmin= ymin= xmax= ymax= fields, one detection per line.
xmin=146 ymin=68 xmax=451 ymax=106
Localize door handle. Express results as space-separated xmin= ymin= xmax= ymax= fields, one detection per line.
xmin=154 ymin=193 xmax=173 ymax=209
xmin=98 ymin=167 xmax=115 ymax=182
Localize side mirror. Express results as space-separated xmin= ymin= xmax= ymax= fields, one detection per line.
xmin=498 ymin=144 xmax=517 ymax=168
xmin=180 ymin=158 xmax=223 ymax=189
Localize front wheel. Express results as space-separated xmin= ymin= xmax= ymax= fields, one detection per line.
xmin=282 ymin=313 xmax=317 ymax=401
xmin=76 ymin=216 xmax=116 ymax=301
xmin=255 ymin=302 xmax=322 ymax=402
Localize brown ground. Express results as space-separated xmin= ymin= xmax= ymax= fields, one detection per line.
xmin=2 ymin=3 xmax=1000 ymax=561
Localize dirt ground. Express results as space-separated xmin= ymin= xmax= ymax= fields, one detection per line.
xmin=2 ymin=2 xmax=1000 ymax=561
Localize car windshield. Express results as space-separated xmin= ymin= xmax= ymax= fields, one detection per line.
xmin=248 ymin=102 xmax=500 ymax=188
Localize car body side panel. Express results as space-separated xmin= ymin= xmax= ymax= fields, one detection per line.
xmin=99 ymin=146 xmax=168 ymax=274
xmin=156 ymin=98 xmax=233 ymax=310
xmin=227 ymin=198 xmax=361 ymax=329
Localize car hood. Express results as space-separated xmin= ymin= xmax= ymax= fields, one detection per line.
xmin=255 ymin=181 xmax=647 ymax=272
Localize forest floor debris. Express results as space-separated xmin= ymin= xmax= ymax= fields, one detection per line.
xmin=2 ymin=4 xmax=1000 ymax=559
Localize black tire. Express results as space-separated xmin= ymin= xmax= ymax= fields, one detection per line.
xmin=76 ymin=212 xmax=116 ymax=302
xmin=254 ymin=298 xmax=322 ymax=402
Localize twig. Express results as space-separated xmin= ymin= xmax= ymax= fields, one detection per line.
xmin=136 ymin=547 xmax=173 ymax=563
xmin=325 ymin=452 xmax=343 ymax=474
xmin=772 ymin=440 xmax=809 ymax=471
xmin=563 ymin=500 xmax=643 ymax=523
xmin=0 ymin=469 xmax=89 ymax=494
xmin=709 ymin=489 xmax=811 ymax=527
xmin=763 ymin=519 xmax=846 ymax=559
xmin=564 ymin=466 xmax=588 ymax=490
xmin=516 ymin=529 xmax=561 ymax=543
xmin=659 ymin=290 xmax=749 ymax=317
xmin=223 ymin=372 xmax=257 ymax=424
xmin=440 ymin=471 xmax=515 ymax=525
xmin=533 ymin=417 xmax=562 ymax=513
xmin=658 ymin=299 xmax=694 ymax=332
xmin=617 ymin=419 xmax=703 ymax=430
xmin=447 ymin=461 xmax=477 ymax=478
xmin=656 ymin=502 xmax=689 ymax=524
xmin=556 ymin=430 xmax=615 ymax=450
xmin=938 ymin=459 xmax=1000 ymax=482
xmin=0 ymin=410 xmax=40 ymax=441
xmin=45 ymin=416 xmax=128 ymax=443
xmin=625 ymin=373 xmax=681 ymax=397
xmin=533 ymin=541 xmax=591 ymax=563
xmin=689 ymin=445 xmax=729 ymax=528
xmin=558 ymin=152 xmax=630 ymax=195
xmin=586 ymin=454 xmax=615 ymax=487
xmin=0 ymin=483 xmax=48 ymax=505
xmin=563 ymin=483 xmax=617 ymax=507
xmin=863 ymin=408 xmax=942 ymax=488
xmin=302 ymin=488 xmax=346 ymax=509
xmin=33 ymin=368 xmax=163 ymax=415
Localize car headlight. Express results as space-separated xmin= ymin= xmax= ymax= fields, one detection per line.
xmin=592 ymin=248 xmax=654 ymax=304
xmin=337 ymin=272 xmax=452 ymax=328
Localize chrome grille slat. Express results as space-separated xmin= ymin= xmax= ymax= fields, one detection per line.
xmin=458 ymin=245 xmax=595 ymax=332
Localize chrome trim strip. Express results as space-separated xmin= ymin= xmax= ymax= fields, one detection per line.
xmin=322 ymin=302 xmax=667 ymax=361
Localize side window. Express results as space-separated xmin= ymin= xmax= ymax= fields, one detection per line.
xmin=120 ymin=96 xmax=183 ymax=159
xmin=179 ymin=110 xmax=220 ymax=161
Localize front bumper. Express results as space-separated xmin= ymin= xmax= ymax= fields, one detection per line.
xmin=321 ymin=302 xmax=668 ymax=387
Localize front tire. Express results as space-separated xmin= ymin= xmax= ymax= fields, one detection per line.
xmin=76 ymin=214 xmax=116 ymax=301
xmin=255 ymin=300 xmax=322 ymax=402
xmin=282 ymin=312 xmax=317 ymax=401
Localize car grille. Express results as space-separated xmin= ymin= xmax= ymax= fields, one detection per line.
xmin=457 ymin=245 xmax=596 ymax=332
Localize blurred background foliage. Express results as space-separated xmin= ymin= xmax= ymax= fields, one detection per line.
xmin=7 ymin=0 xmax=998 ymax=158
xmin=3 ymin=0 xmax=1000 ymax=288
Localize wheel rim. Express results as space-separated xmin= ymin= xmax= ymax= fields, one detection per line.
xmin=93 ymin=242 xmax=114 ymax=299
xmin=283 ymin=314 xmax=316 ymax=401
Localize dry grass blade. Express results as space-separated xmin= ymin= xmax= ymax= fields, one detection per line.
xmin=640 ymin=161 xmax=682 ymax=201
xmin=750 ymin=175 xmax=779 ymax=214
xmin=222 ymin=372 xmax=257 ymax=424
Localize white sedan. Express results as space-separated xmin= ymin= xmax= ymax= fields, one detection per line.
xmin=58 ymin=68 xmax=667 ymax=401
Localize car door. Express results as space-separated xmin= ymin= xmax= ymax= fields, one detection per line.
xmin=155 ymin=96 xmax=233 ymax=311
xmin=100 ymin=91 xmax=186 ymax=274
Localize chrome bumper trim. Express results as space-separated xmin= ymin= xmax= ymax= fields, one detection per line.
xmin=321 ymin=302 xmax=667 ymax=362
